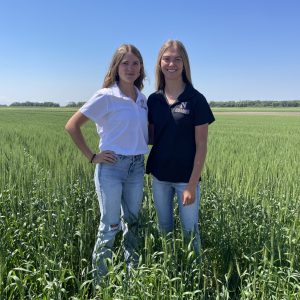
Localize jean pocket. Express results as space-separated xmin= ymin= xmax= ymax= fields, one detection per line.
xmin=116 ymin=154 xmax=126 ymax=161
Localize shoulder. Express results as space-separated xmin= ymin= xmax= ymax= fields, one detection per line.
xmin=81 ymin=87 xmax=114 ymax=111
xmin=89 ymin=84 xmax=118 ymax=102
xmin=100 ymin=87 xmax=114 ymax=95
xmin=148 ymin=90 xmax=163 ymax=104
xmin=186 ymin=87 xmax=212 ymax=113
xmin=99 ymin=85 xmax=116 ymax=97
xmin=187 ymin=86 xmax=215 ymax=124
xmin=186 ymin=85 xmax=207 ymax=103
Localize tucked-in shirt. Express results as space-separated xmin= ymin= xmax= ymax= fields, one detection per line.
xmin=80 ymin=83 xmax=149 ymax=155
xmin=146 ymin=84 xmax=215 ymax=182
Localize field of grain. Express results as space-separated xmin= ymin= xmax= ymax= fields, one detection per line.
xmin=0 ymin=108 xmax=299 ymax=299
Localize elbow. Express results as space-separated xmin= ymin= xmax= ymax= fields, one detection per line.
xmin=65 ymin=120 xmax=76 ymax=134
xmin=64 ymin=121 xmax=71 ymax=133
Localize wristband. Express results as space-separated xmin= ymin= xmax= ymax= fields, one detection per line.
xmin=90 ymin=153 xmax=96 ymax=163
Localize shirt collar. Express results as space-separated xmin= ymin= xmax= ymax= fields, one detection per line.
xmin=177 ymin=83 xmax=194 ymax=102
xmin=157 ymin=83 xmax=193 ymax=103
xmin=110 ymin=82 xmax=143 ymax=103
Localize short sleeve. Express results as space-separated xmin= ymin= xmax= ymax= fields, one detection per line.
xmin=80 ymin=90 xmax=109 ymax=125
xmin=193 ymin=94 xmax=215 ymax=126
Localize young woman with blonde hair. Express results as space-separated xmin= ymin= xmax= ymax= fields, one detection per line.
xmin=146 ymin=40 xmax=215 ymax=255
xmin=65 ymin=44 xmax=148 ymax=283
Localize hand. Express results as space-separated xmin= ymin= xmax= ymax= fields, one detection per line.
xmin=92 ymin=151 xmax=117 ymax=164
xmin=182 ymin=186 xmax=196 ymax=206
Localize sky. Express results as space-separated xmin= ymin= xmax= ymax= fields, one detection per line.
xmin=1 ymin=0 xmax=300 ymax=106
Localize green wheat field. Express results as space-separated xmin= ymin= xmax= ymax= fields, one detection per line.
xmin=1 ymin=107 xmax=299 ymax=299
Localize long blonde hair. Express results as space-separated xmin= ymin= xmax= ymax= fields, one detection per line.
xmin=155 ymin=40 xmax=192 ymax=91
xmin=102 ymin=44 xmax=145 ymax=90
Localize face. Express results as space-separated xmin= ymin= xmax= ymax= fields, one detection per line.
xmin=117 ymin=52 xmax=141 ymax=85
xmin=160 ymin=46 xmax=184 ymax=80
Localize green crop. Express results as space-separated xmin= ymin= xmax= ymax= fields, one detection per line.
xmin=1 ymin=108 xmax=299 ymax=299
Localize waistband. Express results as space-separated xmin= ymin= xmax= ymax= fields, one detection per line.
xmin=115 ymin=154 xmax=144 ymax=160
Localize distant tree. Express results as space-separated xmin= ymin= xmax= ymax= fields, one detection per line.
xmin=43 ymin=102 xmax=60 ymax=107
xmin=10 ymin=101 xmax=60 ymax=107
xmin=66 ymin=101 xmax=77 ymax=107
xmin=65 ymin=101 xmax=86 ymax=107
xmin=209 ymin=100 xmax=300 ymax=107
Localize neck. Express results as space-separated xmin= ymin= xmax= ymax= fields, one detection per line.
xmin=118 ymin=81 xmax=137 ymax=101
xmin=164 ymin=80 xmax=186 ymax=101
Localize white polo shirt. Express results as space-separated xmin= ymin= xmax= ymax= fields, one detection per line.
xmin=80 ymin=83 xmax=149 ymax=155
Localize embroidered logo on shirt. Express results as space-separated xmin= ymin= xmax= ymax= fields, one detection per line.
xmin=139 ymin=99 xmax=147 ymax=110
xmin=173 ymin=102 xmax=190 ymax=114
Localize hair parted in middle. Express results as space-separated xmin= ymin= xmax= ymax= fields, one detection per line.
xmin=102 ymin=44 xmax=145 ymax=90
xmin=155 ymin=39 xmax=192 ymax=91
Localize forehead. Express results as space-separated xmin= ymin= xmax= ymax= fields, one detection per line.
xmin=121 ymin=52 xmax=140 ymax=61
xmin=162 ymin=46 xmax=180 ymax=57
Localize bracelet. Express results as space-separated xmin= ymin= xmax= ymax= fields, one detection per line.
xmin=90 ymin=153 xmax=96 ymax=163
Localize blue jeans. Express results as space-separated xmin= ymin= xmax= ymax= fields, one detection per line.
xmin=92 ymin=154 xmax=144 ymax=282
xmin=152 ymin=176 xmax=201 ymax=254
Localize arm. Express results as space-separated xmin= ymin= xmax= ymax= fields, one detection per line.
xmin=182 ymin=123 xmax=208 ymax=205
xmin=65 ymin=111 xmax=116 ymax=164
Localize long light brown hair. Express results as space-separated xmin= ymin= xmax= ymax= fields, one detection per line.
xmin=102 ymin=44 xmax=145 ymax=90
xmin=155 ymin=40 xmax=192 ymax=91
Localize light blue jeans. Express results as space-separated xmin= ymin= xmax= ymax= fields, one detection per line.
xmin=152 ymin=176 xmax=201 ymax=254
xmin=92 ymin=154 xmax=144 ymax=282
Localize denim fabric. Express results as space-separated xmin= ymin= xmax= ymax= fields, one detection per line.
xmin=92 ymin=154 xmax=144 ymax=282
xmin=152 ymin=175 xmax=201 ymax=254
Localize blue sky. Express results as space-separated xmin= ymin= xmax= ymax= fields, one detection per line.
xmin=1 ymin=0 xmax=300 ymax=105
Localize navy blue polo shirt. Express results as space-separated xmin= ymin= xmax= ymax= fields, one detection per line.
xmin=146 ymin=84 xmax=215 ymax=183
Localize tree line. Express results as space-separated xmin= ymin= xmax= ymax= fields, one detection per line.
xmin=209 ymin=100 xmax=300 ymax=107
xmin=2 ymin=100 xmax=300 ymax=108
xmin=6 ymin=101 xmax=85 ymax=107
xmin=8 ymin=101 xmax=60 ymax=107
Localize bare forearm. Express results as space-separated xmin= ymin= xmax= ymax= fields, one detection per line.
xmin=187 ymin=143 xmax=207 ymax=188
xmin=182 ymin=124 xmax=208 ymax=205
xmin=65 ymin=126 xmax=94 ymax=161
xmin=65 ymin=111 xmax=94 ymax=162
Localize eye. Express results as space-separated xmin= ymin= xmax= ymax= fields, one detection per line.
xmin=121 ymin=61 xmax=129 ymax=65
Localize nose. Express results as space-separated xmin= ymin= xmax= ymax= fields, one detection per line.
xmin=126 ymin=64 xmax=134 ymax=71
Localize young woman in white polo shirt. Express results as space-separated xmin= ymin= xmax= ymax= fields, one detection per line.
xmin=146 ymin=40 xmax=215 ymax=256
xmin=65 ymin=44 xmax=148 ymax=283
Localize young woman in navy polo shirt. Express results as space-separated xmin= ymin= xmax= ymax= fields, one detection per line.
xmin=146 ymin=40 xmax=215 ymax=255
xmin=65 ymin=44 xmax=148 ymax=283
